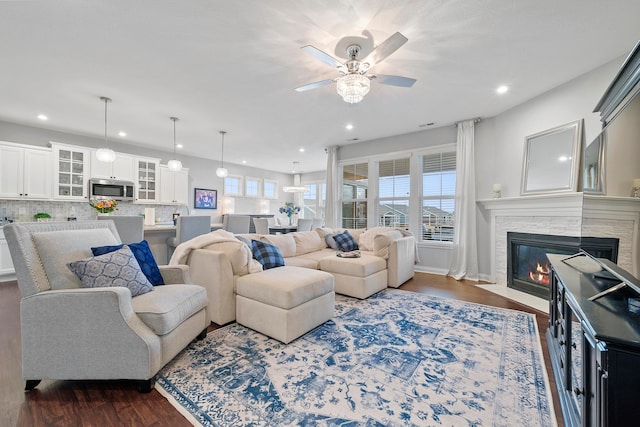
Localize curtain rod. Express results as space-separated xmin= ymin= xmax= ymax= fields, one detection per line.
xmin=454 ymin=117 xmax=481 ymax=126
xmin=324 ymin=146 xmax=341 ymax=153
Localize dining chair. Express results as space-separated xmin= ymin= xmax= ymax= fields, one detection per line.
xmin=224 ymin=215 xmax=251 ymax=234
xmin=98 ymin=215 xmax=144 ymax=244
xmin=167 ymin=216 xmax=212 ymax=259
xmin=296 ymin=218 xmax=313 ymax=232
xmin=311 ymin=218 xmax=324 ymax=230
xmin=253 ymin=217 xmax=269 ymax=235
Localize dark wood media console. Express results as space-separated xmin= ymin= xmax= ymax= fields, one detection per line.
xmin=547 ymin=253 xmax=640 ymax=426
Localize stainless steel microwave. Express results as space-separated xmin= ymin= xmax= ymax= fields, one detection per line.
xmin=88 ymin=178 xmax=135 ymax=201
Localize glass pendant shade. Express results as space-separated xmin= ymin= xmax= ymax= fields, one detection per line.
xmin=167 ymin=159 xmax=182 ymax=171
xmin=96 ymin=147 xmax=116 ymax=162
xmin=216 ymin=167 xmax=228 ymax=178
xmin=97 ymin=96 xmax=115 ymax=162
xmin=336 ymin=74 xmax=370 ymax=103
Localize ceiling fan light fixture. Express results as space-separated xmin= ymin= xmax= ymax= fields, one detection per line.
xmin=336 ymin=74 xmax=370 ymax=104
xmin=97 ymin=96 xmax=115 ymax=163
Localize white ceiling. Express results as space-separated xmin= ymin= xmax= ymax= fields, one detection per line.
xmin=1 ymin=0 xmax=639 ymax=173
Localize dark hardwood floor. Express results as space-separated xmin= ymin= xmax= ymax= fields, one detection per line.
xmin=0 ymin=274 xmax=562 ymax=427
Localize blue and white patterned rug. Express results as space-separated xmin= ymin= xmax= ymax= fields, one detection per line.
xmin=156 ymin=289 xmax=556 ymax=426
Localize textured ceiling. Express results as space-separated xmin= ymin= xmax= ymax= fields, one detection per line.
xmin=1 ymin=0 xmax=639 ymax=173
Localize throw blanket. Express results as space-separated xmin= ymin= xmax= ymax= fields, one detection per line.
xmin=169 ymin=229 xmax=263 ymax=273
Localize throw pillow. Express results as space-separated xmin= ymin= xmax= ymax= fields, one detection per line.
xmin=235 ymin=235 xmax=253 ymax=248
xmin=67 ymin=246 xmax=154 ymax=297
xmin=333 ymin=230 xmax=359 ymax=252
xmin=92 ymin=240 xmax=164 ymax=286
xmin=251 ymin=239 xmax=284 ymax=270
xmin=325 ymin=233 xmax=338 ymax=250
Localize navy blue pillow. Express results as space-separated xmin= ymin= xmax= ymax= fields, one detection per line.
xmin=91 ymin=240 xmax=164 ymax=286
xmin=251 ymin=239 xmax=284 ymax=270
xmin=333 ymin=230 xmax=359 ymax=252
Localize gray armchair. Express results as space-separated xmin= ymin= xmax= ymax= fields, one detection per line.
xmin=3 ymin=221 xmax=209 ymax=393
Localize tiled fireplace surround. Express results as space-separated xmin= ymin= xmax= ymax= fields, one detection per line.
xmin=479 ymin=193 xmax=640 ymax=310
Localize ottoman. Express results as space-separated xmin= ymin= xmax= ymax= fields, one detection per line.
xmin=319 ymin=254 xmax=387 ymax=299
xmin=235 ymin=266 xmax=335 ymax=344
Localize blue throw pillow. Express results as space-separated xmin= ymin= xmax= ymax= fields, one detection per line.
xmin=333 ymin=230 xmax=359 ymax=252
xmin=92 ymin=240 xmax=164 ymax=285
xmin=251 ymin=239 xmax=284 ymax=270
xmin=68 ymin=246 xmax=154 ymax=297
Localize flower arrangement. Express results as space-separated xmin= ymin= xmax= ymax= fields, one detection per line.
xmin=279 ymin=202 xmax=301 ymax=225
xmin=89 ymin=198 xmax=118 ymax=214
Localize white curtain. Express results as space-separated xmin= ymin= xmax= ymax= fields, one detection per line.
xmin=324 ymin=146 xmax=340 ymax=228
xmin=448 ymin=120 xmax=479 ymax=280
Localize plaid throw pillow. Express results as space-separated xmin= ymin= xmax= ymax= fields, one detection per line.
xmin=251 ymin=239 xmax=285 ymax=270
xmin=333 ymin=230 xmax=359 ymax=252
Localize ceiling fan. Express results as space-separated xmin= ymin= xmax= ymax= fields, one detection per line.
xmin=295 ymin=32 xmax=416 ymax=103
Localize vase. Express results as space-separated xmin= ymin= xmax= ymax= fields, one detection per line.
xmin=288 ymin=216 xmax=293 ymax=226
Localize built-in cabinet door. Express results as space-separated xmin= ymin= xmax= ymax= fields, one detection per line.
xmin=90 ymin=151 xmax=135 ymax=181
xmin=135 ymin=158 xmax=159 ymax=203
xmin=51 ymin=143 xmax=89 ymax=200
xmin=159 ymin=165 xmax=188 ymax=204
xmin=0 ymin=143 xmax=51 ymax=199
xmin=0 ymin=233 xmax=13 ymax=277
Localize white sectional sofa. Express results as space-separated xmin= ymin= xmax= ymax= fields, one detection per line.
xmin=175 ymin=227 xmax=416 ymax=326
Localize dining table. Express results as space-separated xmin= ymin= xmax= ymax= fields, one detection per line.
xmin=268 ymin=225 xmax=297 ymax=235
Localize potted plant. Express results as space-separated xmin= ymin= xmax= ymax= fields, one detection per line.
xmin=33 ymin=212 xmax=51 ymax=222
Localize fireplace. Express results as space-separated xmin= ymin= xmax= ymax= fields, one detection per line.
xmin=507 ymin=232 xmax=619 ymax=299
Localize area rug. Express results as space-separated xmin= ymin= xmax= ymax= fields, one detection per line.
xmin=156 ymin=289 xmax=556 ymax=426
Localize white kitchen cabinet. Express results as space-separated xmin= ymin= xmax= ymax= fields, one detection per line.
xmin=0 ymin=231 xmax=15 ymax=279
xmin=90 ymin=151 xmax=135 ymax=181
xmin=50 ymin=142 xmax=90 ymax=200
xmin=0 ymin=141 xmax=51 ymax=199
xmin=159 ymin=165 xmax=189 ymax=204
xmin=135 ymin=158 xmax=160 ymax=203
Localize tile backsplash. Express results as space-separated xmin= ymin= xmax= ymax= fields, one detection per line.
xmin=0 ymin=200 xmax=200 ymax=223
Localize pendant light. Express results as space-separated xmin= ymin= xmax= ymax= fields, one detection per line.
xmin=167 ymin=117 xmax=182 ymax=171
xmin=95 ymin=96 xmax=116 ymax=162
xmin=283 ymin=161 xmax=308 ymax=192
xmin=215 ymin=130 xmax=228 ymax=178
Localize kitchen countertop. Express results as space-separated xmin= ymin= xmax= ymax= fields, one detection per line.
xmin=144 ymin=223 xmax=224 ymax=232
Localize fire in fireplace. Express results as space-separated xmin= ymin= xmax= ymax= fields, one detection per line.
xmin=507 ymin=232 xmax=619 ymax=299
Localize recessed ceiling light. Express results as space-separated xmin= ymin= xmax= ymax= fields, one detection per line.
xmin=37 ymin=114 xmax=48 ymax=121
xmin=419 ymin=122 xmax=435 ymax=128
xmin=176 ymin=144 xmax=183 ymax=149
xmin=299 ymin=148 xmax=305 ymax=152
xmin=345 ymin=124 xmax=354 ymax=130
xmin=496 ymin=85 xmax=509 ymax=94
xmin=242 ymin=160 xmax=247 ymax=164
xmin=118 ymin=131 xmax=127 ymax=137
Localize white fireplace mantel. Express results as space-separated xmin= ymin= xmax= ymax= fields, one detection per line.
xmin=478 ymin=193 xmax=640 ymax=284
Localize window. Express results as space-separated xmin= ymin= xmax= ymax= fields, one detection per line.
xmin=223 ymin=175 xmax=243 ymax=196
xmin=245 ymin=177 xmax=261 ymax=197
xmin=302 ymin=181 xmax=326 ymax=220
xmin=377 ymin=158 xmax=410 ymax=229
xmin=342 ymin=162 xmax=368 ymax=228
xmin=263 ymin=179 xmax=277 ymax=199
xmin=421 ymin=152 xmax=456 ymax=242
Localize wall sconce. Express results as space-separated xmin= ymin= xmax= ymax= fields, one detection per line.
xmin=492 ymin=183 xmax=502 ymax=199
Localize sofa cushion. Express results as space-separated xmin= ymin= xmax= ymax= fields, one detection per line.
xmin=373 ymin=230 xmax=404 ymax=258
xmin=91 ymin=240 xmax=164 ymax=286
xmin=359 ymin=226 xmax=396 ymax=251
xmin=33 ymin=228 xmax=120 ymax=290
xmin=319 ymin=254 xmax=386 ymax=278
xmin=251 ymin=239 xmax=285 ymax=270
xmin=261 ymin=233 xmax=296 ymax=258
xmin=132 ymin=284 xmax=208 ymax=335
xmin=67 ymin=246 xmax=154 ymax=297
xmin=333 ymin=230 xmax=359 ymax=252
xmin=202 ymin=240 xmax=253 ymax=275
xmin=293 ymin=231 xmax=325 ymax=256
xmin=236 ymin=266 xmax=334 ymax=310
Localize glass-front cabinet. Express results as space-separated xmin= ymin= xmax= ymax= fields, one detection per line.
xmin=135 ymin=158 xmax=160 ymax=203
xmin=51 ymin=142 xmax=89 ymax=200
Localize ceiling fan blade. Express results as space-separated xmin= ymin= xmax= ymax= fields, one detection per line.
xmin=301 ymin=45 xmax=346 ymax=72
xmin=371 ymin=74 xmax=416 ymax=87
xmin=294 ymin=79 xmax=335 ymax=92
xmin=362 ymin=32 xmax=408 ymax=68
